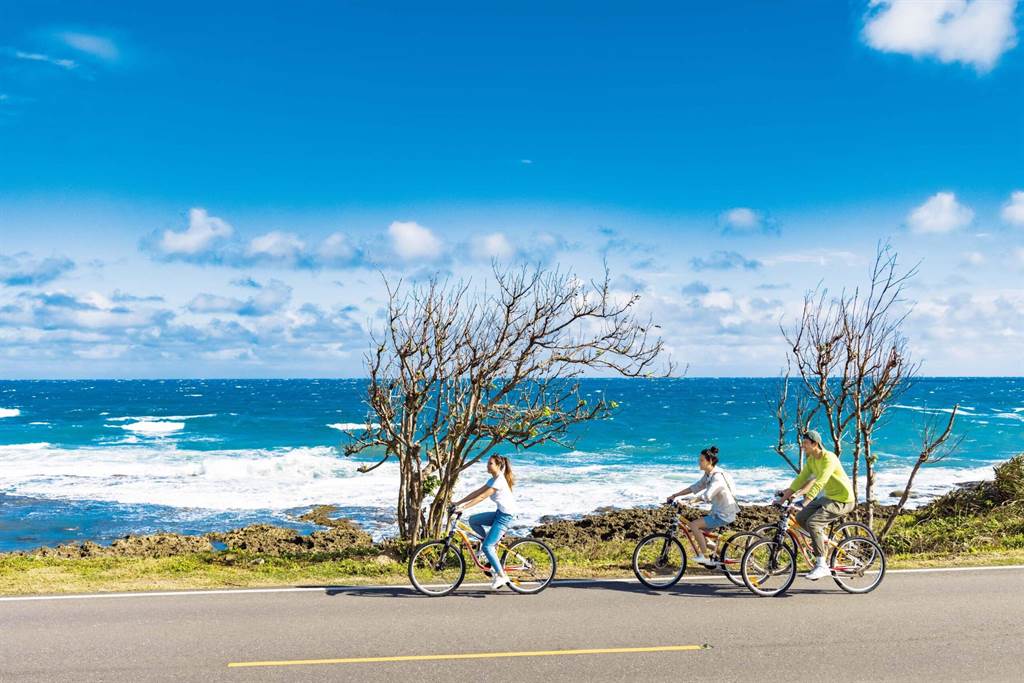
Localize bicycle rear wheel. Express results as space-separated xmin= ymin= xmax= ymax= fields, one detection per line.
xmin=830 ymin=536 xmax=886 ymax=594
xmin=632 ymin=533 xmax=686 ymax=589
xmin=718 ymin=531 xmax=761 ymax=587
xmin=741 ymin=538 xmax=797 ymax=597
xmin=502 ymin=539 xmax=556 ymax=594
xmin=408 ymin=540 xmax=466 ymax=597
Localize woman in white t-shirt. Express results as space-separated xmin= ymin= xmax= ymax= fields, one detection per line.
xmin=665 ymin=445 xmax=739 ymax=567
xmin=454 ymin=455 xmax=518 ymax=591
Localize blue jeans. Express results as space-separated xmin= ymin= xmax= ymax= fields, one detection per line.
xmin=467 ymin=510 xmax=514 ymax=575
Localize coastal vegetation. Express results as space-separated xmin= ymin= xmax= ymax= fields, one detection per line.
xmin=3 ymin=455 xmax=1021 ymax=596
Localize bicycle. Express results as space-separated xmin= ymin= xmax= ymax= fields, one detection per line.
xmin=632 ymin=501 xmax=764 ymax=589
xmin=749 ymin=513 xmax=877 ymax=557
xmin=740 ymin=498 xmax=886 ymax=597
xmin=407 ymin=508 xmax=556 ymax=597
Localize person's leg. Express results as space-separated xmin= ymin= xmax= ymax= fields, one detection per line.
xmin=689 ymin=517 xmax=709 ymax=556
xmin=795 ymin=498 xmax=827 ymax=555
xmin=482 ymin=512 xmax=514 ymax=577
xmin=808 ymin=499 xmax=854 ymax=557
xmin=467 ymin=510 xmax=496 ymax=542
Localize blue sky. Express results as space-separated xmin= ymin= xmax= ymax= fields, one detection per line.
xmin=1 ymin=1 xmax=1022 ymax=377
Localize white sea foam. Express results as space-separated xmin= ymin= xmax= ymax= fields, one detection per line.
xmin=0 ymin=408 xmax=21 ymax=418
xmin=327 ymin=422 xmax=381 ymax=432
xmin=0 ymin=442 xmax=999 ymax=529
xmin=118 ymin=421 xmax=186 ymax=435
xmin=106 ymin=414 xmax=216 ymax=422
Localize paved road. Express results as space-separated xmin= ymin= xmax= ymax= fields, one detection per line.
xmin=2 ymin=567 xmax=1022 ymax=682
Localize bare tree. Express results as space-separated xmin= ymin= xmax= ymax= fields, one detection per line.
xmin=785 ymin=286 xmax=856 ymax=460
xmin=879 ymin=406 xmax=962 ymax=539
xmin=344 ymin=265 xmax=672 ymax=543
xmin=783 ymin=243 xmax=919 ymax=526
xmin=840 ymin=245 xmax=920 ymax=526
xmin=767 ymin=358 xmax=816 ymax=474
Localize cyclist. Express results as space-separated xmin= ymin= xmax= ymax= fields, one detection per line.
xmin=453 ymin=455 xmax=518 ymax=591
xmin=665 ymin=445 xmax=738 ymax=567
xmin=777 ymin=429 xmax=855 ymax=581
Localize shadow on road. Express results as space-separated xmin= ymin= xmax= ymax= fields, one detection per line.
xmin=292 ymin=577 xmax=842 ymax=600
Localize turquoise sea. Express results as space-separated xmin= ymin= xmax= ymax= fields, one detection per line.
xmin=1 ymin=378 xmax=1021 ymax=551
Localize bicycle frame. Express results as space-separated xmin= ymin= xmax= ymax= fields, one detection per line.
xmin=660 ymin=505 xmax=731 ymax=560
xmin=768 ymin=504 xmax=860 ymax=572
xmin=440 ymin=513 xmax=516 ymax=573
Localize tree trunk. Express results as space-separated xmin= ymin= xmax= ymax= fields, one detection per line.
xmin=864 ymin=431 xmax=876 ymax=530
xmin=851 ymin=442 xmax=861 ymax=507
xmin=880 ymin=456 xmax=925 ymax=539
xmin=424 ymin=474 xmax=458 ymax=540
xmin=397 ymin=455 xmax=425 ymax=544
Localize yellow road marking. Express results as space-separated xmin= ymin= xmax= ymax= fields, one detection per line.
xmin=227 ymin=644 xmax=708 ymax=668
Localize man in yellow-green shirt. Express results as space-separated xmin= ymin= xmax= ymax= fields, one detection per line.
xmin=778 ymin=429 xmax=855 ymax=581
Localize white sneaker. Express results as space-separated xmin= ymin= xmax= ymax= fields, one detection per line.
xmin=693 ymin=554 xmax=716 ymax=567
xmin=806 ymin=564 xmax=832 ymax=581
xmin=490 ymin=575 xmax=510 ymax=591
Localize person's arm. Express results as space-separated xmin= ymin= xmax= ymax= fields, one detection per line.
xmin=454 ymin=484 xmax=492 ymax=510
xmin=781 ymin=463 xmax=812 ymax=501
xmin=800 ymin=454 xmax=839 ymax=502
xmin=666 ymin=478 xmax=703 ymax=503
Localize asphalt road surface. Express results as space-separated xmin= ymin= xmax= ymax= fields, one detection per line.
xmin=2 ymin=566 xmax=1022 ymax=682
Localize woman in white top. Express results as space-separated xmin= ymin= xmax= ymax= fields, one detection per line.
xmin=665 ymin=445 xmax=739 ymax=567
xmin=454 ymin=455 xmax=519 ymax=591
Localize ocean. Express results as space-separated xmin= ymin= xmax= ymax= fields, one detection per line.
xmin=1 ymin=378 xmax=1021 ymax=551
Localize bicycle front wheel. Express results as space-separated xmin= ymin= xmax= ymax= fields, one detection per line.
xmin=830 ymin=536 xmax=886 ymax=594
xmin=741 ymin=538 xmax=797 ymax=597
xmin=502 ymin=539 xmax=556 ymax=594
xmin=632 ymin=533 xmax=686 ymax=589
xmin=718 ymin=531 xmax=762 ymax=587
xmin=753 ymin=523 xmax=797 ymax=556
xmin=408 ymin=540 xmax=466 ymax=597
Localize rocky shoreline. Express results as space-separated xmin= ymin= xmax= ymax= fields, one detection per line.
xmin=5 ymin=501 xmax=889 ymax=560
xmin=11 ymin=455 xmax=1020 ymax=562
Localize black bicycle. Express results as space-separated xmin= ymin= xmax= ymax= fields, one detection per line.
xmin=740 ymin=499 xmax=886 ymax=597
xmin=632 ymin=502 xmax=764 ymax=589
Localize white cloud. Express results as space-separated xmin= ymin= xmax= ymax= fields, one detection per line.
xmin=470 ymin=232 xmax=516 ymax=261
xmin=1001 ymin=190 xmax=1024 ymax=227
xmin=718 ymin=207 xmax=778 ymax=235
xmin=13 ymin=50 xmax=77 ymax=70
xmin=863 ymin=0 xmax=1019 ymax=72
xmin=0 ymin=253 xmax=75 ymax=286
xmin=247 ymin=231 xmax=307 ymax=265
xmin=907 ymin=192 xmax=974 ymax=234
xmin=187 ymin=279 xmax=292 ymax=317
xmin=764 ymin=249 xmax=860 ymax=267
xmin=961 ymin=251 xmax=986 ymax=267
xmin=690 ymin=250 xmax=762 ymax=271
xmin=701 ymin=291 xmax=735 ymax=309
xmin=159 ymin=208 xmax=234 ymax=255
xmin=388 ymin=221 xmax=443 ymax=261
xmin=319 ymin=233 xmax=358 ymax=265
xmin=56 ymin=32 xmax=119 ymax=62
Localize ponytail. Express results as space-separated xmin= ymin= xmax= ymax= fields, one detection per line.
xmin=491 ymin=455 xmax=516 ymax=489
